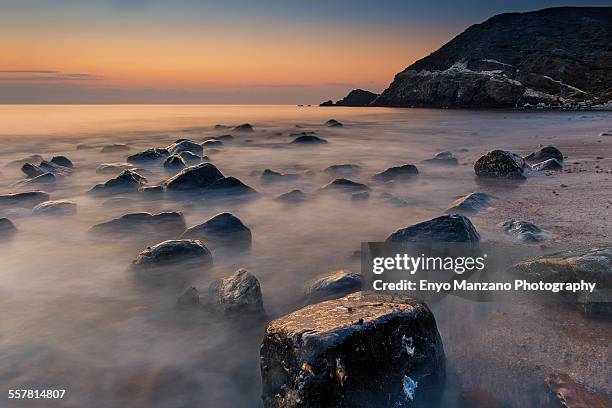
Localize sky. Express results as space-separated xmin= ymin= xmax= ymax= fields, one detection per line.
xmin=1 ymin=0 xmax=609 ymax=104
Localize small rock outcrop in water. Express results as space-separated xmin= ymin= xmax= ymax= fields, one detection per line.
xmin=423 ymin=151 xmax=458 ymax=165
xmin=177 ymin=286 xmax=200 ymax=307
xmin=234 ymin=123 xmax=253 ymax=132
xmin=351 ymin=191 xmax=369 ymax=201
xmin=50 ymin=156 xmax=73 ymax=168
xmin=181 ymin=212 xmax=251 ymax=250
xmin=202 ymin=139 xmax=223 ymax=147
xmin=164 ymin=162 xmax=224 ymax=191
xmin=26 ymin=173 xmax=56 ymax=184
xmin=90 ymin=169 xmax=146 ymax=195
xmin=127 ymin=148 xmax=169 ymax=164
xmin=101 ymin=144 xmax=130 ymax=153
xmin=324 ymin=164 xmax=361 ymax=176
xmin=275 ymin=189 xmax=307 ymax=204
xmin=0 ymin=218 xmax=17 ymax=237
xmin=33 ymin=200 xmax=77 ymax=216
xmin=500 ymin=219 xmax=545 ymax=242
xmin=261 ymin=169 xmax=299 ymax=183
xmin=291 ymin=134 xmax=328 ymax=144
xmin=544 ymin=371 xmax=611 ymax=408
xmin=325 ymin=119 xmax=343 ymax=127
xmin=22 ymin=160 xmax=71 ymax=178
xmin=90 ymin=211 xmax=186 ymax=238
xmin=373 ymin=164 xmax=419 ymax=182
xmin=96 ymin=163 xmax=137 ymax=174
xmin=163 ymin=155 xmax=186 ymax=172
xmin=178 ymin=151 xmax=202 ymax=165
xmin=322 ymin=89 xmax=379 ymax=107
xmin=321 ymin=178 xmax=369 ymax=193
xmin=208 ymin=269 xmax=263 ymax=313
xmin=167 ymin=140 xmax=204 ymax=157
xmin=132 ymin=239 xmax=212 ymax=269
xmin=531 ymin=158 xmax=562 ymax=171
xmin=446 ymin=192 xmax=492 ymax=214
xmin=260 ymin=292 xmax=446 ymax=407
xmin=304 ymin=270 xmax=363 ymax=304
xmin=0 ymin=191 xmax=50 ymax=208
xmin=524 ymin=145 xmax=563 ymax=163
xmin=512 ymin=246 xmax=612 ymax=317
xmin=205 ymin=176 xmax=258 ymax=198
xmin=387 ymin=214 xmax=480 ymax=244
xmin=474 ymin=150 xmax=525 ymax=179
xmin=21 ymin=163 xmax=46 ymax=178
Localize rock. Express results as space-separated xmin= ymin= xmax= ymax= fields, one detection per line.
xmin=177 ymin=151 xmax=202 ymax=165
xmin=0 ymin=218 xmax=17 ymax=237
xmin=291 ymin=134 xmax=328 ymax=144
xmin=373 ymin=164 xmax=419 ymax=182
xmin=181 ymin=212 xmax=251 ymax=250
xmin=474 ymin=150 xmax=525 ymax=179
xmin=50 ymin=156 xmax=73 ymax=168
xmin=214 ymin=124 xmax=230 ymax=129
xmin=324 ymin=164 xmax=361 ymax=176
xmin=22 ymin=160 xmax=71 ymax=178
xmin=139 ymin=185 xmax=164 ymax=195
xmin=385 ymin=196 xmax=409 ymax=207
xmin=261 ymin=169 xmax=299 ymax=183
xmin=260 ymin=292 xmax=445 ymax=407
xmin=351 ymin=191 xmax=369 ymax=201
xmin=524 ymin=145 xmax=563 ymax=163
xmin=127 ymin=148 xmax=169 ymax=164
xmin=423 ymin=151 xmax=458 ymax=165
xmin=511 ymin=246 xmax=611 ymax=316
xmin=101 ymin=143 xmax=130 ymax=153
xmin=325 ymin=119 xmax=343 ymax=127
xmin=167 ymin=140 xmax=204 ymax=156
xmin=234 ymin=123 xmax=253 ymax=132
xmin=373 ymin=8 xmax=612 ymax=108
xmin=205 ymin=176 xmax=257 ymax=197
xmin=446 ymin=192 xmax=492 ymax=214
xmin=531 ymin=158 xmax=562 ymax=171
xmin=276 ymin=189 xmax=307 ymax=204
xmin=21 ymin=163 xmax=46 ymax=178
xmin=76 ymin=144 xmax=94 ymax=150
xmin=5 ymin=154 xmax=43 ymax=168
xmin=202 ymin=139 xmax=223 ymax=147
xmin=208 ymin=269 xmax=263 ymax=313
xmin=177 ymin=286 xmax=200 ymax=307
xmin=500 ymin=220 xmax=545 ymax=242
xmin=163 ymin=155 xmax=186 ymax=172
xmin=132 ymin=239 xmax=212 ymax=269
xmin=387 ymin=214 xmax=480 ymax=244
xmin=164 ymin=162 xmax=224 ymax=191
xmin=26 ymin=172 xmax=56 ymax=184
xmin=217 ymin=134 xmax=233 ymax=141
xmin=32 ymin=200 xmax=77 ymax=216
xmin=0 ymin=191 xmax=50 ymax=207
xmin=90 ymin=169 xmax=146 ymax=195
xmin=96 ymin=163 xmax=136 ymax=174
xmin=304 ymin=270 xmax=363 ymax=303
xmin=321 ymin=178 xmax=369 ymax=193
xmin=90 ymin=211 xmax=186 ymax=238
xmin=319 ymin=100 xmax=333 ymax=106
xmin=458 ymin=390 xmax=505 ymax=408
xmin=545 ymin=371 xmax=611 ymax=408
xmin=334 ymin=89 xmax=379 ymax=107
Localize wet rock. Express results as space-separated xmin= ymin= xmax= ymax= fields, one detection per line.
xmin=458 ymin=390 xmax=505 ymax=408
xmin=214 ymin=124 xmax=230 ymax=129
xmin=127 ymin=148 xmax=169 ymax=164
xmin=0 ymin=218 xmax=17 ymax=237
xmin=291 ymin=134 xmax=328 ymax=144
xmin=544 ymin=371 xmax=610 ymax=408
xmin=5 ymin=154 xmax=43 ymax=168
xmin=324 ymin=164 xmax=361 ymax=176
xmin=276 ymin=189 xmax=307 ymax=204
xmin=90 ymin=211 xmax=186 ymax=238
xmin=167 ymin=140 xmax=204 ymax=157
xmin=90 ymin=169 xmax=146 ymax=195
xmin=181 ymin=212 xmax=251 ymax=250
xmin=531 ymin=158 xmax=562 ymax=171
xmin=26 ymin=173 xmax=56 ymax=184
xmin=261 ymin=169 xmax=299 ymax=183
xmin=387 ymin=214 xmax=480 ymax=244
xmin=164 ymin=162 xmax=224 ymax=191
xmin=202 ymin=139 xmax=223 ymax=147
xmin=139 ymin=185 xmax=164 ymax=196
xmin=205 ymin=176 xmax=257 ymax=197
xmin=260 ymin=292 xmax=446 ymax=408
xmin=208 ymin=269 xmax=263 ymax=313
xmin=326 ymin=119 xmax=343 ymax=127
xmin=22 ymin=160 xmax=71 ymax=178
xmin=178 ymin=151 xmax=202 ymax=165
xmin=21 ymin=163 xmax=46 ymax=178
xmin=234 ymin=123 xmax=253 ymax=132
xmin=101 ymin=144 xmax=130 ymax=153
xmin=423 ymin=151 xmax=458 ymax=165
xmin=177 ymin=286 xmax=200 ymax=307
xmin=321 ymin=178 xmax=369 ymax=193
xmin=524 ymin=145 xmax=563 ymax=163
xmin=96 ymin=163 xmax=136 ymax=174
xmin=351 ymin=191 xmax=370 ymax=201
xmin=500 ymin=220 xmax=545 ymax=242
xmin=474 ymin=150 xmax=525 ymax=179
xmin=163 ymin=155 xmax=186 ymax=172
xmin=446 ymin=192 xmax=492 ymax=214
xmin=0 ymin=191 xmax=50 ymax=207
xmin=132 ymin=239 xmax=212 ymax=269
xmin=217 ymin=134 xmax=233 ymax=141
xmin=373 ymin=164 xmax=419 ymax=182
xmin=385 ymin=196 xmax=409 ymax=207
xmin=33 ymin=200 xmax=77 ymax=216
xmin=304 ymin=270 xmax=363 ymax=303
xmin=50 ymin=156 xmax=73 ymax=168
xmin=512 ymin=246 xmax=612 ymax=316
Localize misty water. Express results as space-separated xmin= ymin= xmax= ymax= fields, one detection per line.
xmin=1 ymin=105 xmax=610 ymax=407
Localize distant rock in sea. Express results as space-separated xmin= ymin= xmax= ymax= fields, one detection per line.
xmin=319 ymin=89 xmax=379 ymax=107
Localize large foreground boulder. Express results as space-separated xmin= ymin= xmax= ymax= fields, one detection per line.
xmin=132 ymin=239 xmax=212 ymax=270
xmin=260 ymin=292 xmax=446 ymax=407
xmin=208 ymin=268 xmax=264 ymax=313
xmin=0 ymin=191 xmax=50 ymax=208
xmin=474 ymin=150 xmax=525 ymax=179
xmin=181 ymin=212 xmax=251 ymax=250
xmin=164 ymin=162 xmax=224 ymax=191
xmin=511 ymin=246 xmax=611 ymax=317
xmin=33 ymin=200 xmax=77 ymax=216
xmin=90 ymin=211 xmax=186 ymax=238
xmin=387 ymin=214 xmax=480 ymax=244
xmin=304 ymin=270 xmax=363 ymax=304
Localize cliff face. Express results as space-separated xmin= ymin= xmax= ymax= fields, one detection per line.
xmin=374 ymin=7 xmax=612 ymax=108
